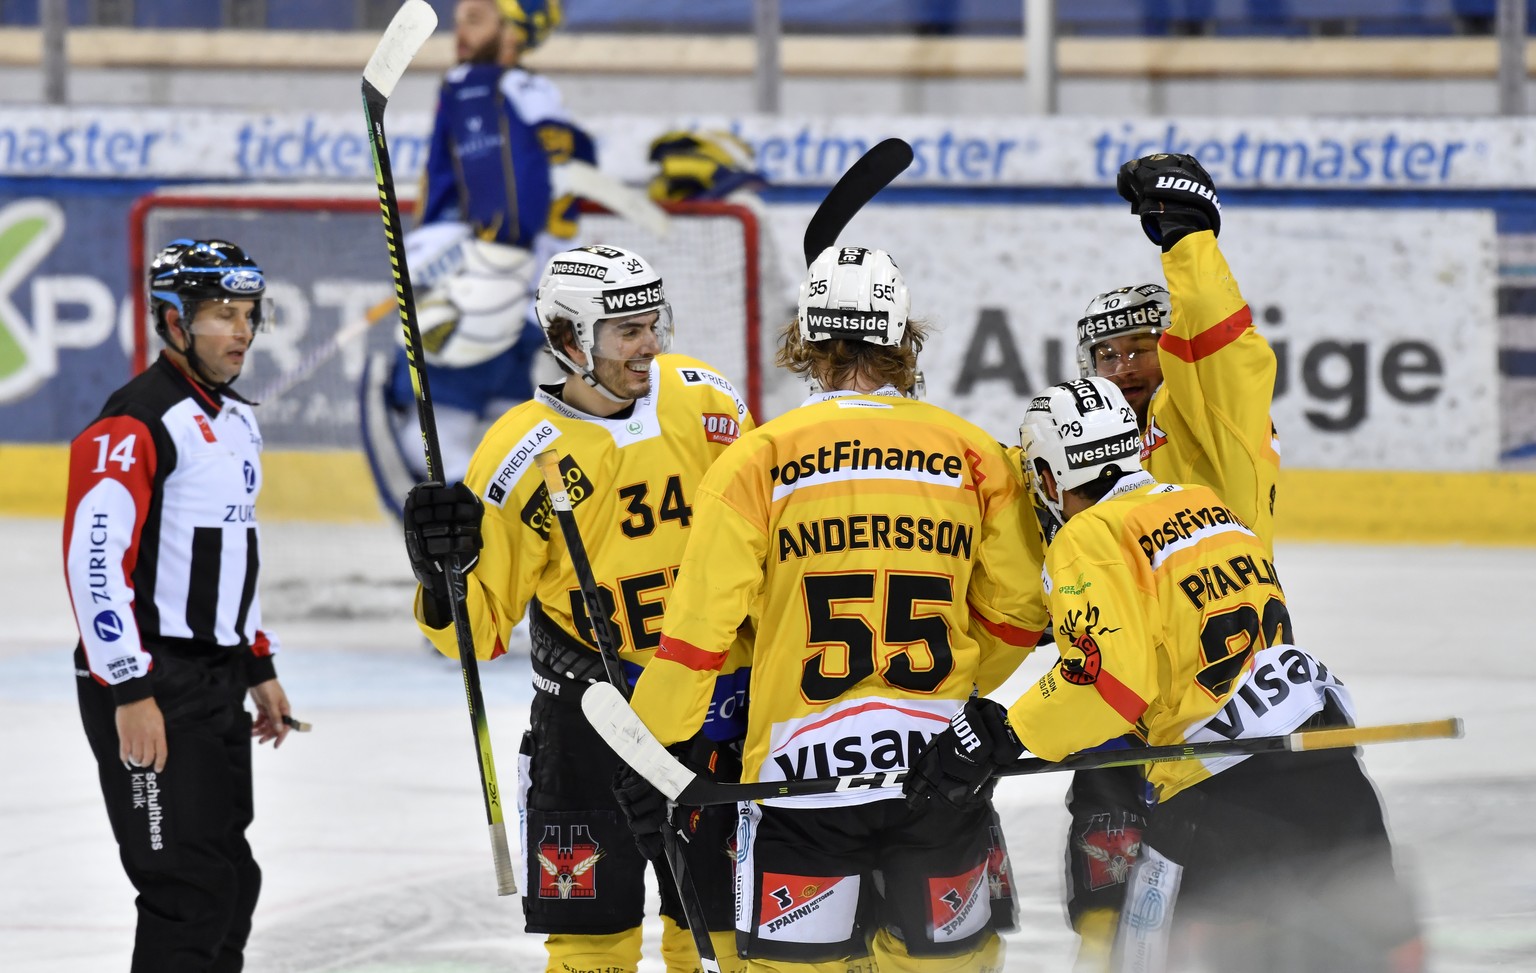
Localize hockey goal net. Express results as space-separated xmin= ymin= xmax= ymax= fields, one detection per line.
xmin=129 ymin=185 xmax=763 ymax=451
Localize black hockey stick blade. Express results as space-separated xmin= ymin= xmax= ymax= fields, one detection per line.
xmin=801 ymin=137 xmax=914 ymax=267
xmin=582 ymin=682 xmax=1463 ymax=806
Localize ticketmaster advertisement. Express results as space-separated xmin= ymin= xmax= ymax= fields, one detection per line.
xmin=0 ymin=109 xmax=1522 ymax=472
xmin=3 ymin=108 xmax=1535 ymax=190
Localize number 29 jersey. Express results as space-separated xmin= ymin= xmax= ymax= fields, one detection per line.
xmin=415 ymin=354 xmax=754 ymax=671
xmin=1007 ymin=478 xmax=1350 ymax=803
xmin=630 ymin=390 xmax=1048 ymax=807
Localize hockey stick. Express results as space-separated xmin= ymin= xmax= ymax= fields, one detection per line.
xmin=364 ymin=0 xmax=517 ymax=898
xmin=533 ymin=449 xmax=722 ymax=973
xmin=801 ymin=137 xmax=914 ymax=266
xmin=251 ymin=296 xmax=395 ymax=403
xmin=555 ymin=160 xmax=671 ymax=238
xmin=583 ymin=681 xmax=1463 ymax=806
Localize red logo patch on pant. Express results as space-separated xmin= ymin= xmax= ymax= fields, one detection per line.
xmin=927 ymin=860 xmax=988 ymax=942
xmin=1077 ymin=815 xmax=1143 ymax=891
xmin=535 ymin=824 xmax=603 ymax=900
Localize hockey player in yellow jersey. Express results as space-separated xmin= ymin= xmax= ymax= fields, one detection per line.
xmin=1088 ymin=152 xmax=1279 ymax=547
xmin=1054 ymin=153 xmax=1284 ymax=967
xmin=624 ymin=244 xmax=1047 ymax=972
xmin=907 ymin=378 xmax=1421 ymax=973
xmin=402 ymin=244 xmax=752 ymax=973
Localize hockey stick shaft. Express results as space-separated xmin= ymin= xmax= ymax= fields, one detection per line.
xmin=533 ymin=449 xmax=722 ymax=973
xmin=363 ymin=0 xmax=517 ymax=898
xmin=251 ymin=296 xmax=395 ymax=403
xmin=556 ymin=160 xmax=671 ymax=238
xmin=582 ymin=682 xmax=1462 ymax=805
xmin=532 ymin=448 xmax=627 ymax=688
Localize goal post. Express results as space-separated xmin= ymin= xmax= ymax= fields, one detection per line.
xmin=128 ymin=185 xmax=765 ymax=452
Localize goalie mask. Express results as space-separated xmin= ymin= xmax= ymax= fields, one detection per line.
xmin=1019 ymin=377 xmax=1144 ymax=526
xmin=535 ymin=245 xmax=675 ymax=401
xmin=798 ymin=246 xmax=909 ymax=347
xmin=647 ymin=129 xmax=767 ymax=203
xmin=1076 ymin=283 xmax=1169 ymax=377
xmin=498 ymin=0 xmax=561 ymax=49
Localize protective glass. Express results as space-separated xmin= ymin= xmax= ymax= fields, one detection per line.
xmin=590 ymin=304 xmax=674 ymax=361
xmin=1088 ymin=335 xmax=1159 ymax=375
xmin=184 ymin=298 xmax=275 ymax=336
xmin=1017 ymin=421 xmax=1041 ymax=494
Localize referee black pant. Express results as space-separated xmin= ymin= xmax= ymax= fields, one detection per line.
xmin=76 ymin=645 xmax=261 ymax=973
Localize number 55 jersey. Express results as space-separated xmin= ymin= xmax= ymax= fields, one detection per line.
xmin=630 ymin=389 xmax=1048 ymax=807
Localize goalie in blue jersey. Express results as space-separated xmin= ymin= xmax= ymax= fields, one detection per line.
xmin=361 ymin=0 xmax=594 ymax=515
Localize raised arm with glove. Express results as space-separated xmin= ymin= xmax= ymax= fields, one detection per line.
xmin=1116 ymin=152 xmax=1222 ymax=252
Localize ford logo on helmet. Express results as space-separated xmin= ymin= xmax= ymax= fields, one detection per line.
xmin=220 ymin=269 xmax=265 ymax=294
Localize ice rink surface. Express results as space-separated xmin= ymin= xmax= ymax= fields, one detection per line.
xmin=5 ymin=515 xmax=1535 ymax=972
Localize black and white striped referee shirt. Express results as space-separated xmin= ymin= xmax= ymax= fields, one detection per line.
xmin=64 ymin=354 xmax=277 ymax=704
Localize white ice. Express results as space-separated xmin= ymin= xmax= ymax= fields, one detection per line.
xmin=4 ymin=516 xmax=1534 ymax=972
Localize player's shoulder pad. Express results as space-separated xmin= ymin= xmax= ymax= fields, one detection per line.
xmin=664 ymin=354 xmax=747 ymax=406
xmin=473 ymin=402 xmax=565 ymax=510
xmin=499 ymin=67 xmax=569 ymax=125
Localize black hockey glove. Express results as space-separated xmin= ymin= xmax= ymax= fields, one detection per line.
xmin=1116 ymin=153 xmax=1222 ymax=252
xmin=904 ymin=698 xmax=1024 ymax=810
xmin=612 ymin=763 xmax=668 ymax=861
xmin=403 ymin=481 xmax=483 ymax=625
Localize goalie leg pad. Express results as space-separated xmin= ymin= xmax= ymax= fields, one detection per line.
xmin=406 ymin=233 xmax=537 ymax=368
xmin=358 ymin=351 xmax=425 ymax=521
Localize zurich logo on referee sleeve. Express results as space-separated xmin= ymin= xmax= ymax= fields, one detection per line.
xmin=244 ymin=461 xmax=256 ymax=493
xmin=93 ymin=610 xmax=125 ymax=642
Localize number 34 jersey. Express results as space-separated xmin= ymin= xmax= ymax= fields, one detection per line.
xmin=416 ymin=354 xmax=754 ymax=671
xmin=630 ymin=390 xmax=1049 ymax=807
xmin=1006 ymin=477 xmax=1352 ymax=804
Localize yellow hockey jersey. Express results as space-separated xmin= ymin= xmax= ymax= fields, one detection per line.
xmin=1006 ymin=475 xmax=1351 ymax=803
xmin=629 ymin=389 xmax=1049 ymax=807
xmin=414 ymin=354 xmax=754 ymax=675
xmin=1146 ymin=230 xmax=1280 ymax=554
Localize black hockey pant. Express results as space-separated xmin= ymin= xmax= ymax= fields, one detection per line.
xmin=76 ymin=646 xmax=261 ymax=973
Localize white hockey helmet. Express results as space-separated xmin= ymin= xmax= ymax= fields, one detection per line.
xmin=1019 ymin=377 xmax=1144 ymax=525
xmin=534 ymin=244 xmax=674 ymax=394
xmin=1076 ymin=283 xmax=1170 ymax=377
xmin=798 ymin=245 xmax=910 ymax=347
